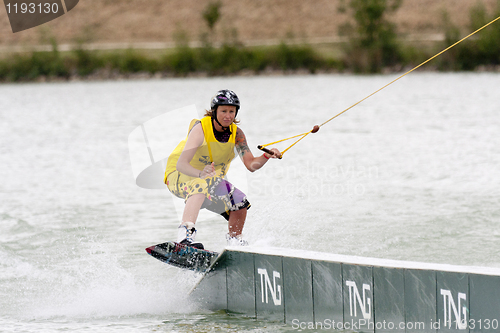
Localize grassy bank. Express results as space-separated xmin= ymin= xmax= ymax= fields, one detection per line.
xmin=0 ymin=37 xmax=495 ymax=83
xmin=0 ymin=42 xmax=344 ymax=82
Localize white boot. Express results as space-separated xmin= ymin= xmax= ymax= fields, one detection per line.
xmin=226 ymin=233 xmax=249 ymax=246
xmin=177 ymin=222 xmax=196 ymax=244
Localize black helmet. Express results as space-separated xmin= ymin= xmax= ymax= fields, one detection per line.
xmin=210 ymin=89 xmax=240 ymax=111
xmin=210 ymin=89 xmax=240 ymax=132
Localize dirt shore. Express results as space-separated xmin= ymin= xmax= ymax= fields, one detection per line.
xmin=0 ymin=0 xmax=498 ymax=48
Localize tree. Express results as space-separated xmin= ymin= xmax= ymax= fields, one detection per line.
xmin=203 ymin=1 xmax=222 ymax=33
xmin=339 ymin=0 xmax=403 ymax=72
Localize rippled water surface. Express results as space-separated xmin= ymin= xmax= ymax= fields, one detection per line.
xmin=1 ymin=73 xmax=499 ymax=332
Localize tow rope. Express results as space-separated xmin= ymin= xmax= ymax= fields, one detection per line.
xmin=258 ymin=14 xmax=500 ymax=159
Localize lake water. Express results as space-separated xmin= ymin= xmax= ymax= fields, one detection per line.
xmin=1 ymin=73 xmax=499 ymax=332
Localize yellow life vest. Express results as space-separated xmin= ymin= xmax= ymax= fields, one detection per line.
xmin=164 ymin=116 xmax=237 ymax=183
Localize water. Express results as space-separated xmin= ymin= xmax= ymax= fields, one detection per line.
xmin=1 ymin=73 xmax=499 ymax=332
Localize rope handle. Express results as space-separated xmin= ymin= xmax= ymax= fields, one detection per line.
xmin=257 ymin=145 xmax=282 ymax=159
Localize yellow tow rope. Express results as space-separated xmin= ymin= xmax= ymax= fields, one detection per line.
xmin=258 ymin=15 xmax=500 ymax=159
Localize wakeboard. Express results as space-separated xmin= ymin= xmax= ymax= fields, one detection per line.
xmin=146 ymin=241 xmax=219 ymax=272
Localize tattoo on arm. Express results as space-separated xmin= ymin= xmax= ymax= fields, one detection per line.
xmin=236 ymin=128 xmax=251 ymax=157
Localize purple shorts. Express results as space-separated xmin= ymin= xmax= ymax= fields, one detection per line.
xmin=202 ymin=177 xmax=251 ymax=221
